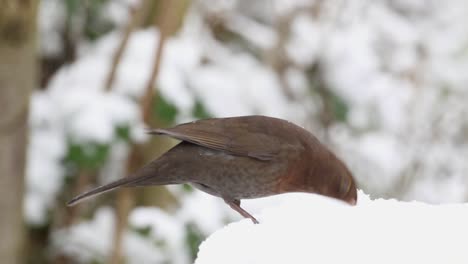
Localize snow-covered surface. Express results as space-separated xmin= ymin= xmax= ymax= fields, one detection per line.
xmin=196 ymin=191 xmax=468 ymax=264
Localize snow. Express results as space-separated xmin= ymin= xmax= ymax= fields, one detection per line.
xmin=103 ymin=0 xmax=142 ymax=26
xmin=129 ymin=207 xmax=190 ymax=264
xmin=157 ymin=36 xmax=203 ymax=113
xmin=175 ymin=190 xmax=238 ymax=234
xmin=25 ymin=92 xmax=67 ymax=225
xmin=66 ymin=92 xmax=141 ymax=144
xmin=38 ymin=0 xmax=66 ymax=56
xmin=287 ymin=15 xmax=322 ymax=67
xmin=25 ymin=68 xmax=146 ymax=225
xmin=353 ymin=132 xmax=407 ymax=192
xmin=272 ymin=0 xmax=313 ymax=16
xmin=224 ymin=14 xmax=278 ymax=50
xmin=52 ymin=207 xmax=168 ymax=264
xmin=195 ymin=191 xmax=468 ymax=264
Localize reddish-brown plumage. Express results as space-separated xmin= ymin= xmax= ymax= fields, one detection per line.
xmin=68 ymin=115 xmax=357 ymax=223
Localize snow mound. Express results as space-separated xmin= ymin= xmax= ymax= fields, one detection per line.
xmin=195 ymin=191 xmax=468 ymax=264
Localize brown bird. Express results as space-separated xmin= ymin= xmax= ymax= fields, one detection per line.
xmin=68 ymin=115 xmax=357 ymax=224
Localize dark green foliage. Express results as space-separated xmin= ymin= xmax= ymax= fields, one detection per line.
xmin=64 ymin=0 xmax=115 ymax=41
xmin=154 ymin=94 xmax=178 ymax=125
xmin=84 ymin=0 xmax=114 ymax=41
xmin=133 ymin=226 xmax=152 ymax=238
xmin=192 ymin=99 xmax=213 ymax=119
xmin=90 ymin=259 xmax=103 ymax=264
xmin=441 ymin=86 xmax=451 ymax=99
xmin=63 ymin=142 xmax=110 ymax=170
xmin=25 ymin=224 xmax=51 ymax=263
xmin=185 ymin=223 xmax=205 ymax=261
xmin=330 ymin=93 xmax=348 ymax=122
xmin=306 ymin=63 xmax=348 ymax=123
xmin=182 ymin=183 xmax=194 ymax=193
xmin=131 ymin=225 xmax=168 ymax=249
xmin=133 ymin=226 xmax=166 ymax=249
xmin=115 ymin=125 xmax=131 ymax=142
xmin=64 ymin=0 xmax=81 ymax=16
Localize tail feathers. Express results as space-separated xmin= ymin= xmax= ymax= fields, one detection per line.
xmin=146 ymin=129 xmax=164 ymax=135
xmin=67 ymin=176 xmax=146 ymax=206
xmin=68 ymin=143 xmax=181 ymax=207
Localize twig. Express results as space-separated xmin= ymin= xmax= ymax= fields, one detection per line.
xmin=268 ymin=11 xmax=296 ymax=100
xmin=141 ymin=0 xmax=180 ymax=123
xmin=105 ymin=2 xmax=149 ymax=91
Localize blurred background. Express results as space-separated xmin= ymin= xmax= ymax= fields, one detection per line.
xmin=2 ymin=0 xmax=468 ymax=263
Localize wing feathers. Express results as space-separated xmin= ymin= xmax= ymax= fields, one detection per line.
xmin=148 ymin=125 xmax=276 ymax=161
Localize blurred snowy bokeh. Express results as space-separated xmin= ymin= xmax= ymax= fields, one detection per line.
xmin=27 ymin=0 xmax=468 ymax=262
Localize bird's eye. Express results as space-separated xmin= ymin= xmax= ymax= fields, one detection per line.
xmin=339 ymin=177 xmax=351 ymax=196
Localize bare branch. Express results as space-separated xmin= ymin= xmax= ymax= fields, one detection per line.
xmin=105 ymin=1 xmax=149 ymax=91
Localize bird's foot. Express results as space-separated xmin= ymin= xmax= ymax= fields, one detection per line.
xmin=224 ymin=198 xmax=260 ymax=224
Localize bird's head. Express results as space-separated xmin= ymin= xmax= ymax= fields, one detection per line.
xmin=314 ymin=152 xmax=358 ymax=205
xmin=338 ymin=172 xmax=357 ymax=205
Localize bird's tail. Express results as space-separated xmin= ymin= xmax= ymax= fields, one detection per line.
xmin=67 ymin=175 xmax=147 ymax=206
xmin=67 ymin=156 xmax=179 ymax=206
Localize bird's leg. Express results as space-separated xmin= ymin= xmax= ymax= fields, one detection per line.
xmin=223 ymin=198 xmax=259 ymax=224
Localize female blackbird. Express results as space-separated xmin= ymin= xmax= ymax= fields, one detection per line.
xmin=68 ymin=115 xmax=357 ymax=224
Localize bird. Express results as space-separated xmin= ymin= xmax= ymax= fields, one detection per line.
xmin=68 ymin=115 xmax=357 ymax=224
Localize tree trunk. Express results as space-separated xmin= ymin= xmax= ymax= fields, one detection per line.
xmin=0 ymin=1 xmax=38 ymax=263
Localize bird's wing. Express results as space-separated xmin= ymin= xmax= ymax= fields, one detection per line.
xmin=148 ymin=116 xmax=287 ymax=161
